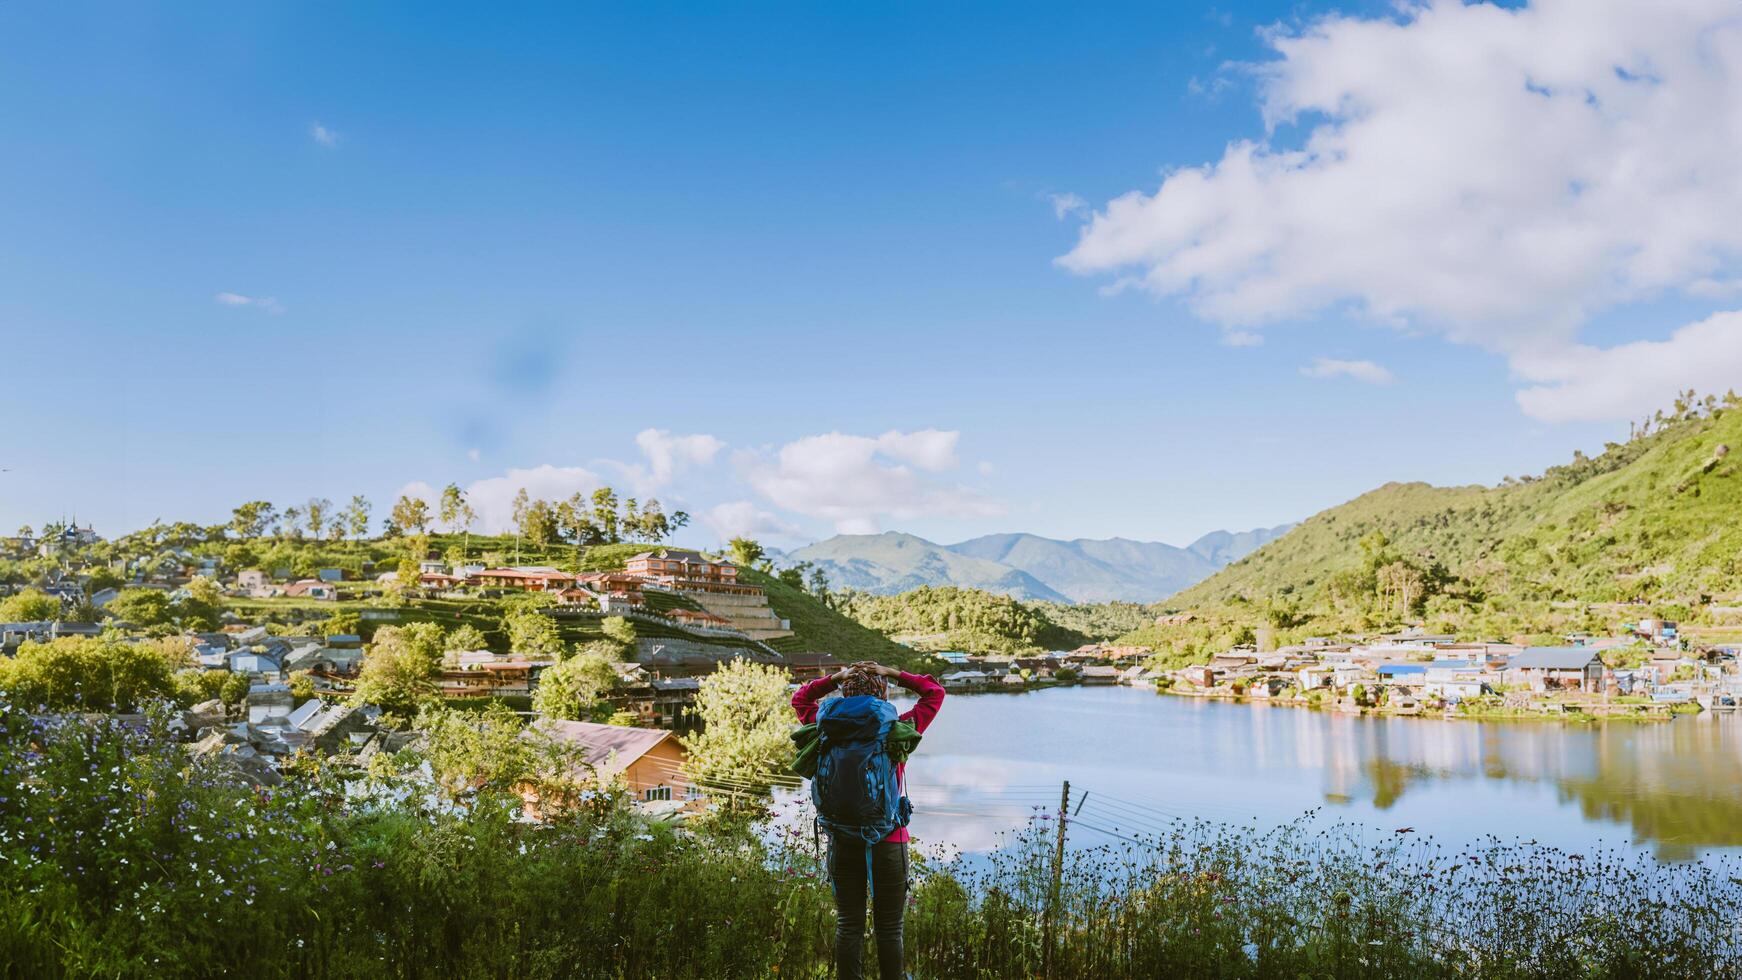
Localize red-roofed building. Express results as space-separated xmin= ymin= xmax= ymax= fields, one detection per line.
xmin=468 ymin=567 xmax=576 ymax=592
xmin=535 ymin=719 xmax=696 ymax=803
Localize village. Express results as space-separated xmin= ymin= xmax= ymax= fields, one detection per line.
xmin=4 ymin=521 xmax=1739 ymax=823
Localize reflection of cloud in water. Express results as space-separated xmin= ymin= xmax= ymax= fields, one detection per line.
xmin=869 ymin=688 xmax=1742 ymax=863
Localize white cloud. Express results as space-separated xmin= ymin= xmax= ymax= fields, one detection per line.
xmin=1514 ymin=311 xmax=1742 ymax=422
xmin=629 ymin=429 xmax=723 ymax=488
xmin=701 ymin=501 xmax=804 ymax=543
xmin=1300 ymin=357 xmax=1395 ymax=385
xmin=213 ymin=292 xmax=284 ymax=315
xmin=400 ymin=464 xmax=605 ymax=535
xmin=1220 ymin=330 xmax=1264 ymax=347
xmin=1059 ymin=0 xmax=1742 ymax=418
xmin=466 ymin=448 xmax=481 ymax=463
xmin=736 ymin=429 xmax=1001 ymax=534
xmin=1047 ymin=192 xmax=1089 ymax=220
xmin=310 ymin=122 xmax=339 ymax=148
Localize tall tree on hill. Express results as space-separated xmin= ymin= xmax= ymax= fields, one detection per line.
xmin=511 ymin=488 xmax=531 ymax=562
xmin=228 ymin=501 xmax=275 ymax=540
xmin=343 ymin=496 xmax=372 ymax=547
xmin=279 ymin=506 xmax=304 ymax=541
xmin=390 ymin=495 xmax=430 ymax=536
xmin=305 ymin=498 xmax=333 ymax=540
xmin=555 ymin=492 xmax=599 ymax=546
xmin=591 ymin=487 xmax=620 ymax=544
xmin=439 ymin=483 xmax=477 ymax=559
xmin=522 ymin=499 xmax=558 ymax=547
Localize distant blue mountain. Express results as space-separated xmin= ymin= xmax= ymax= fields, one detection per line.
xmin=785 ymin=525 xmax=1293 ymax=604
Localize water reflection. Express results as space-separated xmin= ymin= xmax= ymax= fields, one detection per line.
xmin=867 ymin=686 xmax=1742 ymax=862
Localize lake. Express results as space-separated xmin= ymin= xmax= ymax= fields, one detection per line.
xmin=852 ymin=685 xmax=1742 ymax=863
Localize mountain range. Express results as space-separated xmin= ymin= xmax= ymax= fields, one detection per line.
xmin=782 ymin=525 xmax=1294 ymax=604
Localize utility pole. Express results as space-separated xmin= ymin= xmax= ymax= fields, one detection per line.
xmin=1043 ymin=779 xmax=1070 ymax=979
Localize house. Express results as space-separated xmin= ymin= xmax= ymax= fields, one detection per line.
xmin=940 ymin=669 xmax=989 ymax=690
xmin=669 ymin=608 xmax=735 ymax=630
xmin=782 ymin=651 xmax=845 ymax=683
xmin=535 ymin=719 xmax=697 ymax=803
xmin=469 ymin=567 xmax=575 ymax=592
xmin=439 ymin=652 xmax=540 ymax=698
xmin=1421 ymin=660 xmax=1492 ymax=700
xmin=624 ymin=550 xmax=757 ymax=595
xmin=1504 ymin=647 xmax=1606 ymax=692
xmin=1376 ymin=663 xmax=1427 ymax=684
xmin=1080 ymin=665 xmax=1122 ymax=685
xmin=1635 ymin=618 xmax=1679 ymax=643
xmin=936 ymin=651 xmax=970 ymax=665
xmin=281 ymin=579 xmax=336 ymax=600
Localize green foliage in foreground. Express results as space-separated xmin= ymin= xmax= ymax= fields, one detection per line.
xmin=4 ymin=701 xmax=1742 ymax=978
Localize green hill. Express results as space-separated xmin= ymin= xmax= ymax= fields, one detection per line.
xmin=1167 ymin=396 xmax=1742 ymax=638
xmin=834 ymin=585 xmax=1089 ymax=654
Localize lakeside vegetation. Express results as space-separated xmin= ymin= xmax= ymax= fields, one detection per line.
xmin=4 ymin=700 xmax=1739 ymax=979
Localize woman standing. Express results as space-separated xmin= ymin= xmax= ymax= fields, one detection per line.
xmin=791 ymin=661 xmax=945 ymax=980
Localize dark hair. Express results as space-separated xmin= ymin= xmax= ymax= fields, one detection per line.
xmin=839 ymin=666 xmax=888 ymax=699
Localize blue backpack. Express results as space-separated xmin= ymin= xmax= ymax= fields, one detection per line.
xmin=812 ymin=695 xmax=911 ymax=845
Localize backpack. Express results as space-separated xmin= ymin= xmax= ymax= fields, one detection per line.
xmin=811 ymin=695 xmax=911 ymax=845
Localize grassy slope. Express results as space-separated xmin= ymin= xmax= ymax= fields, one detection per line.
xmin=1170 ymin=408 xmax=1742 ymax=611
xmin=736 ymin=567 xmax=929 ymax=669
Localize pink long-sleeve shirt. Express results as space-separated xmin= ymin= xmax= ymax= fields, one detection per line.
xmin=792 ymin=670 xmax=945 ymax=843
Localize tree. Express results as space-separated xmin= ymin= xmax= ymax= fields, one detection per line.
xmin=504 ymin=606 xmax=565 ymax=659
xmin=108 ymin=588 xmax=172 ymax=628
xmin=522 ymin=499 xmax=558 ymax=547
xmin=531 ymin=648 xmax=620 ymax=721
xmin=280 ymin=506 xmax=304 ymax=540
xmin=439 ymin=483 xmax=468 ymax=533
xmin=682 ymin=659 xmax=794 ymax=792
xmin=229 ymin=501 xmax=276 ymax=539
xmin=178 ymin=576 xmax=224 ymax=630
xmin=287 ymin=670 xmax=317 ymax=701
xmin=600 ymin=615 xmax=637 ymax=649
xmin=414 ymin=702 xmax=583 ymax=800
xmin=555 ymin=492 xmax=597 ymax=545
xmin=389 ymin=495 xmax=430 ymax=536
xmin=353 ymin=623 xmax=445 ymax=717
xmin=0 ymin=587 xmax=61 ymax=622
xmin=83 ymin=566 xmax=125 ymax=596
xmin=728 ymin=537 xmax=765 ymax=568
xmin=591 ymin=487 xmax=621 ymax=544
xmin=445 ymin=623 xmax=489 ymax=655
xmin=343 ymin=496 xmax=372 ymax=544
xmin=304 ymin=498 xmax=334 ymax=539
xmin=805 ymin=565 xmax=831 ymax=598
xmin=0 ymin=636 xmax=184 ymax=712
xmin=395 ymin=555 xmax=421 ymax=590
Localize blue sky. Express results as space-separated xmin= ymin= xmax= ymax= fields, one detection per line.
xmin=4 ymin=1 xmax=1741 ymax=549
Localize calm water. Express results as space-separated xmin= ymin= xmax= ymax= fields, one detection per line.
xmin=857 ymin=685 xmax=1742 ymax=863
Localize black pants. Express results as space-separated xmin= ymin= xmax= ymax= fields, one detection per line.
xmin=827 ymin=836 xmax=908 ymax=980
